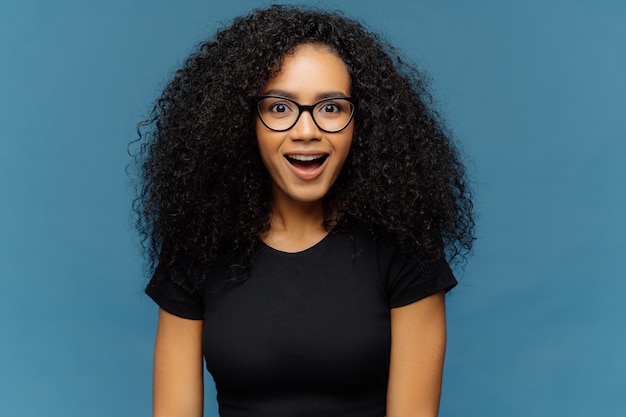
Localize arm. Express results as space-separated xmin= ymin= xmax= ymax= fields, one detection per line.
xmin=386 ymin=291 xmax=447 ymax=417
xmin=153 ymin=308 xmax=204 ymax=417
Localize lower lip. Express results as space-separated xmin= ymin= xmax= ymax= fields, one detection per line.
xmin=285 ymin=157 xmax=329 ymax=181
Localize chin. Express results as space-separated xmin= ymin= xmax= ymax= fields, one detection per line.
xmin=282 ymin=185 xmax=332 ymax=205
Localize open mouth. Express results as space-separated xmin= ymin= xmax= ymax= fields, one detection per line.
xmin=285 ymin=154 xmax=328 ymax=171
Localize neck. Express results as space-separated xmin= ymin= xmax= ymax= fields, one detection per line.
xmin=262 ymin=193 xmax=332 ymax=253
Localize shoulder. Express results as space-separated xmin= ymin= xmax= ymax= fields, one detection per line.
xmin=339 ymin=216 xmax=457 ymax=308
xmin=146 ymin=250 xmax=228 ymax=319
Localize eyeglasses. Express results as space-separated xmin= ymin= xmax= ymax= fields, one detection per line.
xmin=256 ymin=95 xmax=355 ymax=133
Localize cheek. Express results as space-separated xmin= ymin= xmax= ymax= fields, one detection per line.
xmin=255 ymin=123 xmax=272 ymax=158
xmin=331 ymin=142 xmax=353 ymax=180
xmin=254 ymin=119 xmax=263 ymax=148
xmin=256 ymin=140 xmax=274 ymax=170
xmin=255 ymin=135 xmax=283 ymax=176
xmin=338 ymin=129 xmax=354 ymax=161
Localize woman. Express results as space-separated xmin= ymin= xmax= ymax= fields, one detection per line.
xmin=132 ymin=5 xmax=474 ymax=417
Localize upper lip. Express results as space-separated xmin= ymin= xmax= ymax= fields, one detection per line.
xmin=285 ymin=153 xmax=327 ymax=161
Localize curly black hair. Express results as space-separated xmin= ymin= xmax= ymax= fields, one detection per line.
xmin=130 ymin=4 xmax=474 ymax=284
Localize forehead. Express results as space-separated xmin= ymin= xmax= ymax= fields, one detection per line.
xmin=262 ymin=43 xmax=351 ymax=99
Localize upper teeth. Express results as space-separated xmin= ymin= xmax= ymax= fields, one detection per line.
xmin=288 ymin=154 xmax=324 ymax=161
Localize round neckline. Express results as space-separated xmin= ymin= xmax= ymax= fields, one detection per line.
xmin=259 ymin=230 xmax=335 ymax=256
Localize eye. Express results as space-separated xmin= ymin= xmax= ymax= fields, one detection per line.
xmin=270 ymin=103 xmax=288 ymax=113
xmin=315 ymin=99 xmax=352 ymax=119
xmin=319 ymin=102 xmax=341 ymax=113
xmin=258 ymin=97 xmax=297 ymax=121
xmin=267 ymin=100 xmax=295 ymax=114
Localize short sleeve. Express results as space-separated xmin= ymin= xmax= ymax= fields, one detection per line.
xmin=145 ymin=256 xmax=204 ymax=320
xmin=377 ymin=235 xmax=457 ymax=308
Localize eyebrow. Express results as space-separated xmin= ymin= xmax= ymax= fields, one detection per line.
xmin=262 ymin=89 xmax=351 ymax=101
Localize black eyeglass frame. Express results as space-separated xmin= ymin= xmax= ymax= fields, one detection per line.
xmin=255 ymin=95 xmax=356 ymax=133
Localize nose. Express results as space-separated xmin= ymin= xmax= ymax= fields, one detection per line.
xmin=291 ymin=109 xmax=321 ymax=140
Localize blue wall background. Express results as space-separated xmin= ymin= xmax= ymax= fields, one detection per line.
xmin=1 ymin=0 xmax=624 ymax=415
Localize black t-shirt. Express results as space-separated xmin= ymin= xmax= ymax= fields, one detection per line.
xmin=146 ymin=222 xmax=456 ymax=417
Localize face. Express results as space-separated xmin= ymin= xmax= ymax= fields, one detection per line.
xmin=255 ymin=43 xmax=354 ymax=207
